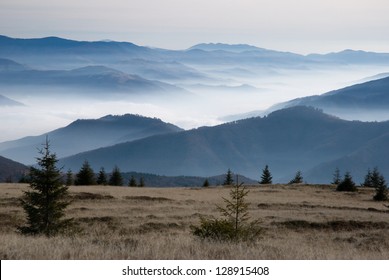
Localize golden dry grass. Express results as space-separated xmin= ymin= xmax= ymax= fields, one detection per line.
xmin=0 ymin=183 xmax=388 ymax=259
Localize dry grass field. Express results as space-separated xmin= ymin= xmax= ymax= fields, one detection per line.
xmin=1 ymin=183 xmax=389 ymax=259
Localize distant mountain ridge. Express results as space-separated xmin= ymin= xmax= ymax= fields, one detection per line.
xmin=273 ymin=76 xmax=389 ymax=121
xmin=0 ymin=114 xmax=183 ymax=164
xmin=2 ymin=35 xmax=389 ymax=67
xmin=59 ymin=106 xmax=389 ymax=183
xmin=0 ymin=61 xmax=187 ymax=96
xmin=0 ymin=35 xmax=147 ymax=56
xmin=0 ymin=58 xmax=29 ymax=72
xmin=188 ymin=43 xmax=269 ymax=53
xmin=0 ymin=156 xmax=28 ymax=182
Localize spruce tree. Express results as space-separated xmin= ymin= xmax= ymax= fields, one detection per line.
xmin=370 ymin=168 xmax=382 ymax=188
xmin=192 ymin=180 xmax=262 ymax=242
xmin=138 ymin=177 xmax=145 ymax=187
xmin=96 ymin=167 xmax=108 ymax=185
xmin=18 ymin=138 xmax=73 ymax=237
xmin=223 ymin=169 xmax=234 ymax=186
xmin=336 ymin=172 xmax=357 ymax=192
xmin=371 ymin=168 xmax=388 ymax=201
xmin=65 ymin=169 xmax=73 ymax=186
xmin=259 ymin=165 xmax=272 ymax=184
xmin=75 ymin=160 xmax=96 ymax=185
xmin=128 ymin=175 xmax=137 ymax=187
xmin=289 ymin=171 xmax=303 ymax=184
xmin=203 ymin=178 xmax=210 ymax=187
xmin=331 ymin=167 xmax=341 ymax=185
xmin=362 ymin=168 xmax=373 ymax=188
xmin=109 ymin=166 xmax=123 ymax=186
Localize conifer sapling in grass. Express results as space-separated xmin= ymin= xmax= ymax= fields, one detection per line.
xmin=192 ymin=176 xmax=263 ymax=242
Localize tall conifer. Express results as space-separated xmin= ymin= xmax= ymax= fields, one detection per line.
xmin=19 ymin=138 xmax=73 ymax=237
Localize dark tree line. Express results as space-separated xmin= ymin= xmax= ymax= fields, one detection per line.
xmin=66 ymin=161 xmax=145 ymax=187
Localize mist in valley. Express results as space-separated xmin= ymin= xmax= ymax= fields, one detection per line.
xmin=2 ymin=60 xmax=389 ymax=143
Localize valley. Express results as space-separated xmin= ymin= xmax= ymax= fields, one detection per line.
xmin=1 ymin=36 xmax=389 ymax=186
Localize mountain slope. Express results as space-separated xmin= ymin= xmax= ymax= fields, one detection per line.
xmin=304 ymin=133 xmax=389 ymax=183
xmin=0 ymin=58 xmax=29 ymax=72
xmin=0 ymin=64 xmax=187 ymax=96
xmin=0 ymin=156 xmax=28 ymax=182
xmin=0 ymin=94 xmax=23 ymax=106
xmin=307 ymin=49 xmax=389 ymax=64
xmin=0 ymin=114 xmax=183 ymax=164
xmin=272 ymin=76 xmax=389 ymax=121
xmin=0 ymin=35 xmax=149 ymax=56
xmin=59 ymin=107 xmax=389 ymax=182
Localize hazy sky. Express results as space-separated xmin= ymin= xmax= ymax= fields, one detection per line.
xmin=1 ymin=0 xmax=389 ymax=54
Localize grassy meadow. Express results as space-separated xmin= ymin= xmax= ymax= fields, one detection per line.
xmin=1 ymin=183 xmax=389 ymax=259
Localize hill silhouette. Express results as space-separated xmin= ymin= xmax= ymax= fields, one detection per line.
xmin=59 ymin=106 xmax=389 ymax=183
xmin=0 ymin=114 xmax=183 ymax=164
xmin=0 ymin=156 xmax=28 ymax=182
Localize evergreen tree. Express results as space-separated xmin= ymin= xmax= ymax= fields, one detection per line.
xmin=96 ymin=167 xmax=108 ymax=185
xmin=289 ymin=171 xmax=303 ymax=184
xmin=203 ymin=178 xmax=210 ymax=187
xmin=65 ymin=169 xmax=73 ymax=186
xmin=259 ymin=165 xmax=272 ymax=184
xmin=75 ymin=160 xmax=96 ymax=185
xmin=371 ymin=168 xmax=388 ymax=201
xmin=223 ymin=169 xmax=234 ymax=186
xmin=362 ymin=168 xmax=373 ymax=188
xmin=138 ymin=177 xmax=145 ymax=187
xmin=336 ymin=172 xmax=357 ymax=192
xmin=18 ymin=138 xmax=73 ymax=237
xmin=192 ymin=180 xmax=262 ymax=242
xmin=128 ymin=175 xmax=137 ymax=187
xmin=331 ymin=167 xmax=341 ymax=185
xmin=109 ymin=166 xmax=123 ymax=186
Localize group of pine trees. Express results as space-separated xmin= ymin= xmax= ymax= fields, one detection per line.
xmin=65 ymin=161 xmax=145 ymax=187
xmin=222 ymin=165 xmax=388 ymax=202
xmin=332 ymin=167 xmax=388 ymax=201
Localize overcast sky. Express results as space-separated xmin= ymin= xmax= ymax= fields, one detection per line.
xmin=1 ymin=0 xmax=389 ymax=54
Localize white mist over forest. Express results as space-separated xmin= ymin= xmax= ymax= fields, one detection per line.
xmin=1 ymin=62 xmax=388 ymax=142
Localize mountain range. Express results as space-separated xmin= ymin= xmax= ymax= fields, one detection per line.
xmin=0 ymin=114 xmax=183 ymax=164
xmin=2 ymin=35 xmax=389 ymax=70
xmin=0 ymin=59 xmax=188 ymax=97
xmin=57 ymin=106 xmax=389 ymax=183
xmin=2 ymin=35 xmax=389 ymax=184
xmin=226 ymin=74 xmax=389 ymax=122
xmin=281 ymin=76 xmax=389 ymax=110
xmin=2 ymin=74 xmax=389 ymax=183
